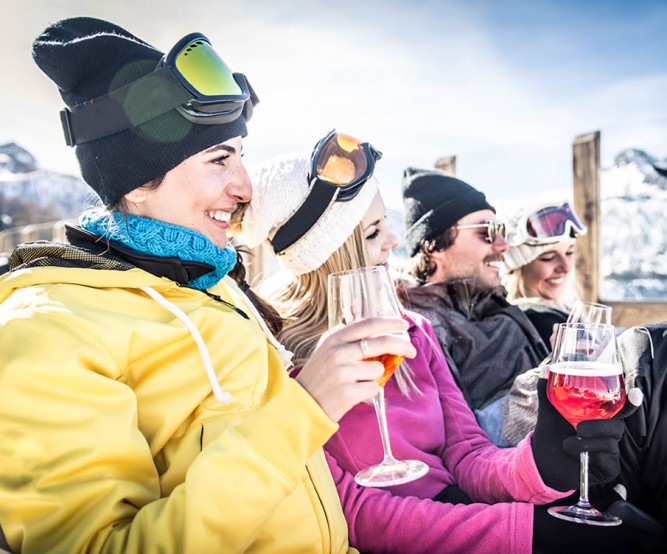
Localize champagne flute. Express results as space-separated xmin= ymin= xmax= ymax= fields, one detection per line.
xmin=328 ymin=265 xmax=429 ymax=487
xmin=567 ymin=300 xmax=612 ymax=325
xmin=546 ymin=322 xmax=626 ymax=526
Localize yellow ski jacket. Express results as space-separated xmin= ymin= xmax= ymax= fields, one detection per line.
xmin=0 ymin=242 xmax=355 ymax=553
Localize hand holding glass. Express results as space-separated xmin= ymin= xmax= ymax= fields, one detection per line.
xmin=546 ymin=322 xmax=626 ymax=526
xmin=328 ymin=266 xmax=429 ymax=487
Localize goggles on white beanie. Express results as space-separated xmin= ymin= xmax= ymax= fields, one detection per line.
xmin=504 ymin=199 xmax=585 ymax=272
xmin=242 ymin=151 xmax=378 ymax=276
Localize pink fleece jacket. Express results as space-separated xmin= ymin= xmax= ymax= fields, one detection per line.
xmin=325 ymin=310 xmax=570 ymax=553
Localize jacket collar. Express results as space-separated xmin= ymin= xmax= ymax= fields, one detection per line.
xmin=65 ymin=224 xmax=215 ymax=285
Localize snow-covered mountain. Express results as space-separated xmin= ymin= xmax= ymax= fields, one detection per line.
xmin=600 ymin=148 xmax=667 ymax=300
xmin=0 ymin=142 xmax=99 ymax=230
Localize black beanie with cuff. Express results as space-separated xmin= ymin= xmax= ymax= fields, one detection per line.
xmin=32 ymin=17 xmax=252 ymax=206
xmin=402 ymin=167 xmax=495 ymax=256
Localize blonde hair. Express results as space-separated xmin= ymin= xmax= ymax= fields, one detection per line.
xmin=264 ymin=225 xmax=418 ymax=397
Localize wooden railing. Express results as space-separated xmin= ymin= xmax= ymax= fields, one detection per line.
xmin=0 ymin=219 xmax=70 ymax=256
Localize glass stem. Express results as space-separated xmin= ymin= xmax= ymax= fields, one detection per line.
xmin=577 ymin=451 xmax=593 ymax=508
xmin=372 ymin=387 xmax=396 ymax=462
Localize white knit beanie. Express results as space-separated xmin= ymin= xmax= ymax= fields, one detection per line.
xmin=242 ymin=151 xmax=379 ymax=276
xmin=504 ymin=242 xmax=555 ymax=272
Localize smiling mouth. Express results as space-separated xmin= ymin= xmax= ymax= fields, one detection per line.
xmin=206 ymin=210 xmax=231 ymax=223
xmin=485 ymin=258 xmax=504 ymax=271
xmin=546 ymin=276 xmax=565 ymax=285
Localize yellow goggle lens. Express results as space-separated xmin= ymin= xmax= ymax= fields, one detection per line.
xmin=175 ymin=39 xmax=243 ymax=97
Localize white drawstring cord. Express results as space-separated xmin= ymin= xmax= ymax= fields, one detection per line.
xmin=624 ymin=326 xmax=650 ymax=407
xmin=141 ymin=286 xmax=232 ymax=404
xmin=636 ymin=326 xmax=655 ymax=359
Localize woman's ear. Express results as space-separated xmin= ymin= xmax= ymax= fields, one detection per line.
xmin=124 ymin=188 xmax=147 ymax=205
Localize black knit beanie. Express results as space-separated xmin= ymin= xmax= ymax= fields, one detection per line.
xmin=402 ymin=167 xmax=495 ymax=256
xmin=32 ymin=17 xmax=253 ymax=206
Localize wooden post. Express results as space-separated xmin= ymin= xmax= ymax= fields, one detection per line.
xmin=572 ymin=130 xmax=666 ymax=327
xmin=435 ymin=156 xmax=457 ymax=176
xmin=572 ymin=131 xmax=600 ymax=302
xmin=245 ymin=245 xmax=266 ymax=286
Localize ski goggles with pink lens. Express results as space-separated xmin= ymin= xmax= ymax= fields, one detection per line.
xmin=60 ymin=32 xmax=258 ymax=146
xmin=517 ymin=201 xmax=587 ymax=245
xmin=271 ymin=129 xmax=382 ymax=254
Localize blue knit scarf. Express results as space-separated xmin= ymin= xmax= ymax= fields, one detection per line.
xmin=79 ymin=209 xmax=237 ymax=290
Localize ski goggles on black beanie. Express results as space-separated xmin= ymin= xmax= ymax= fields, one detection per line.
xmin=402 ymin=167 xmax=495 ymax=257
xmin=32 ymin=17 xmax=258 ymax=207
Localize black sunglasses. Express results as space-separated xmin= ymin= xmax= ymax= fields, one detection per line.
xmin=454 ymin=221 xmax=506 ymax=243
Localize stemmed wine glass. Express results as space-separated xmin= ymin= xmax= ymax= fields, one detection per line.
xmin=567 ymin=301 xmax=612 ymax=325
xmin=546 ymin=322 xmax=626 ymax=526
xmin=542 ymin=301 xmax=613 ymax=367
xmin=328 ymin=265 xmax=429 ymax=487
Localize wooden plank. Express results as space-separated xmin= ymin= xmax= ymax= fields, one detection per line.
xmin=435 ymin=156 xmax=457 ymax=176
xmin=609 ymin=302 xmax=667 ymax=328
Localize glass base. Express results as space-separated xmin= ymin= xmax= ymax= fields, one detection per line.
xmin=548 ymin=504 xmax=623 ymax=526
xmin=354 ymin=459 xmax=429 ymax=487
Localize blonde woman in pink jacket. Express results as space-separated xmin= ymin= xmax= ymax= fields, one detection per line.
xmin=240 ymin=131 xmax=655 ymax=553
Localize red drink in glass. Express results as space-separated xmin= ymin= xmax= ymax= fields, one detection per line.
xmin=547 ymin=362 xmax=626 ymax=427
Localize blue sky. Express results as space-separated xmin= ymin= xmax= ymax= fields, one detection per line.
xmin=2 ymin=0 xmax=665 ymax=209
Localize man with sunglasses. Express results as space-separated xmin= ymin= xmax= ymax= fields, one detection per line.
xmin=398 ymin=167 xmax=549 ymax=446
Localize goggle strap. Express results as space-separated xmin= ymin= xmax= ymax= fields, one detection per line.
xmin=61 ymin=67 xmax=191 ymax=146
xmin=271 ymin=180 xmax=339 ymax=254
xmin=245 ymin=78 xmax=260 ymax=114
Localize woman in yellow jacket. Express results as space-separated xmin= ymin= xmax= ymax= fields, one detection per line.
xmin=0 ymin=17 xmax=415 ymax=553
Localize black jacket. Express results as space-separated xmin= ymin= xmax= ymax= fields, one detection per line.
xmin=617 ymin=322 xmax=667 ymax=526
xmin=520 ymin=303 xmax=568 ymax=347
xmin=398 ymin=279 xmax=549 ymax=409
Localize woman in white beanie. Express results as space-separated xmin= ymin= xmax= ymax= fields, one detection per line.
xmin=503 ymin=200 xmax=587 ymax=345
xmin=239 ymin=130 xmax=652 ymax=553
xmin=500 ymin=201 xmax=587 ymax=447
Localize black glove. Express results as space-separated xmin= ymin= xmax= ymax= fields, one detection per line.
xmin=531 ymin=377 xmax=637 ymax=491
xmin=533 ymin=504 xmax=667 ymax=554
